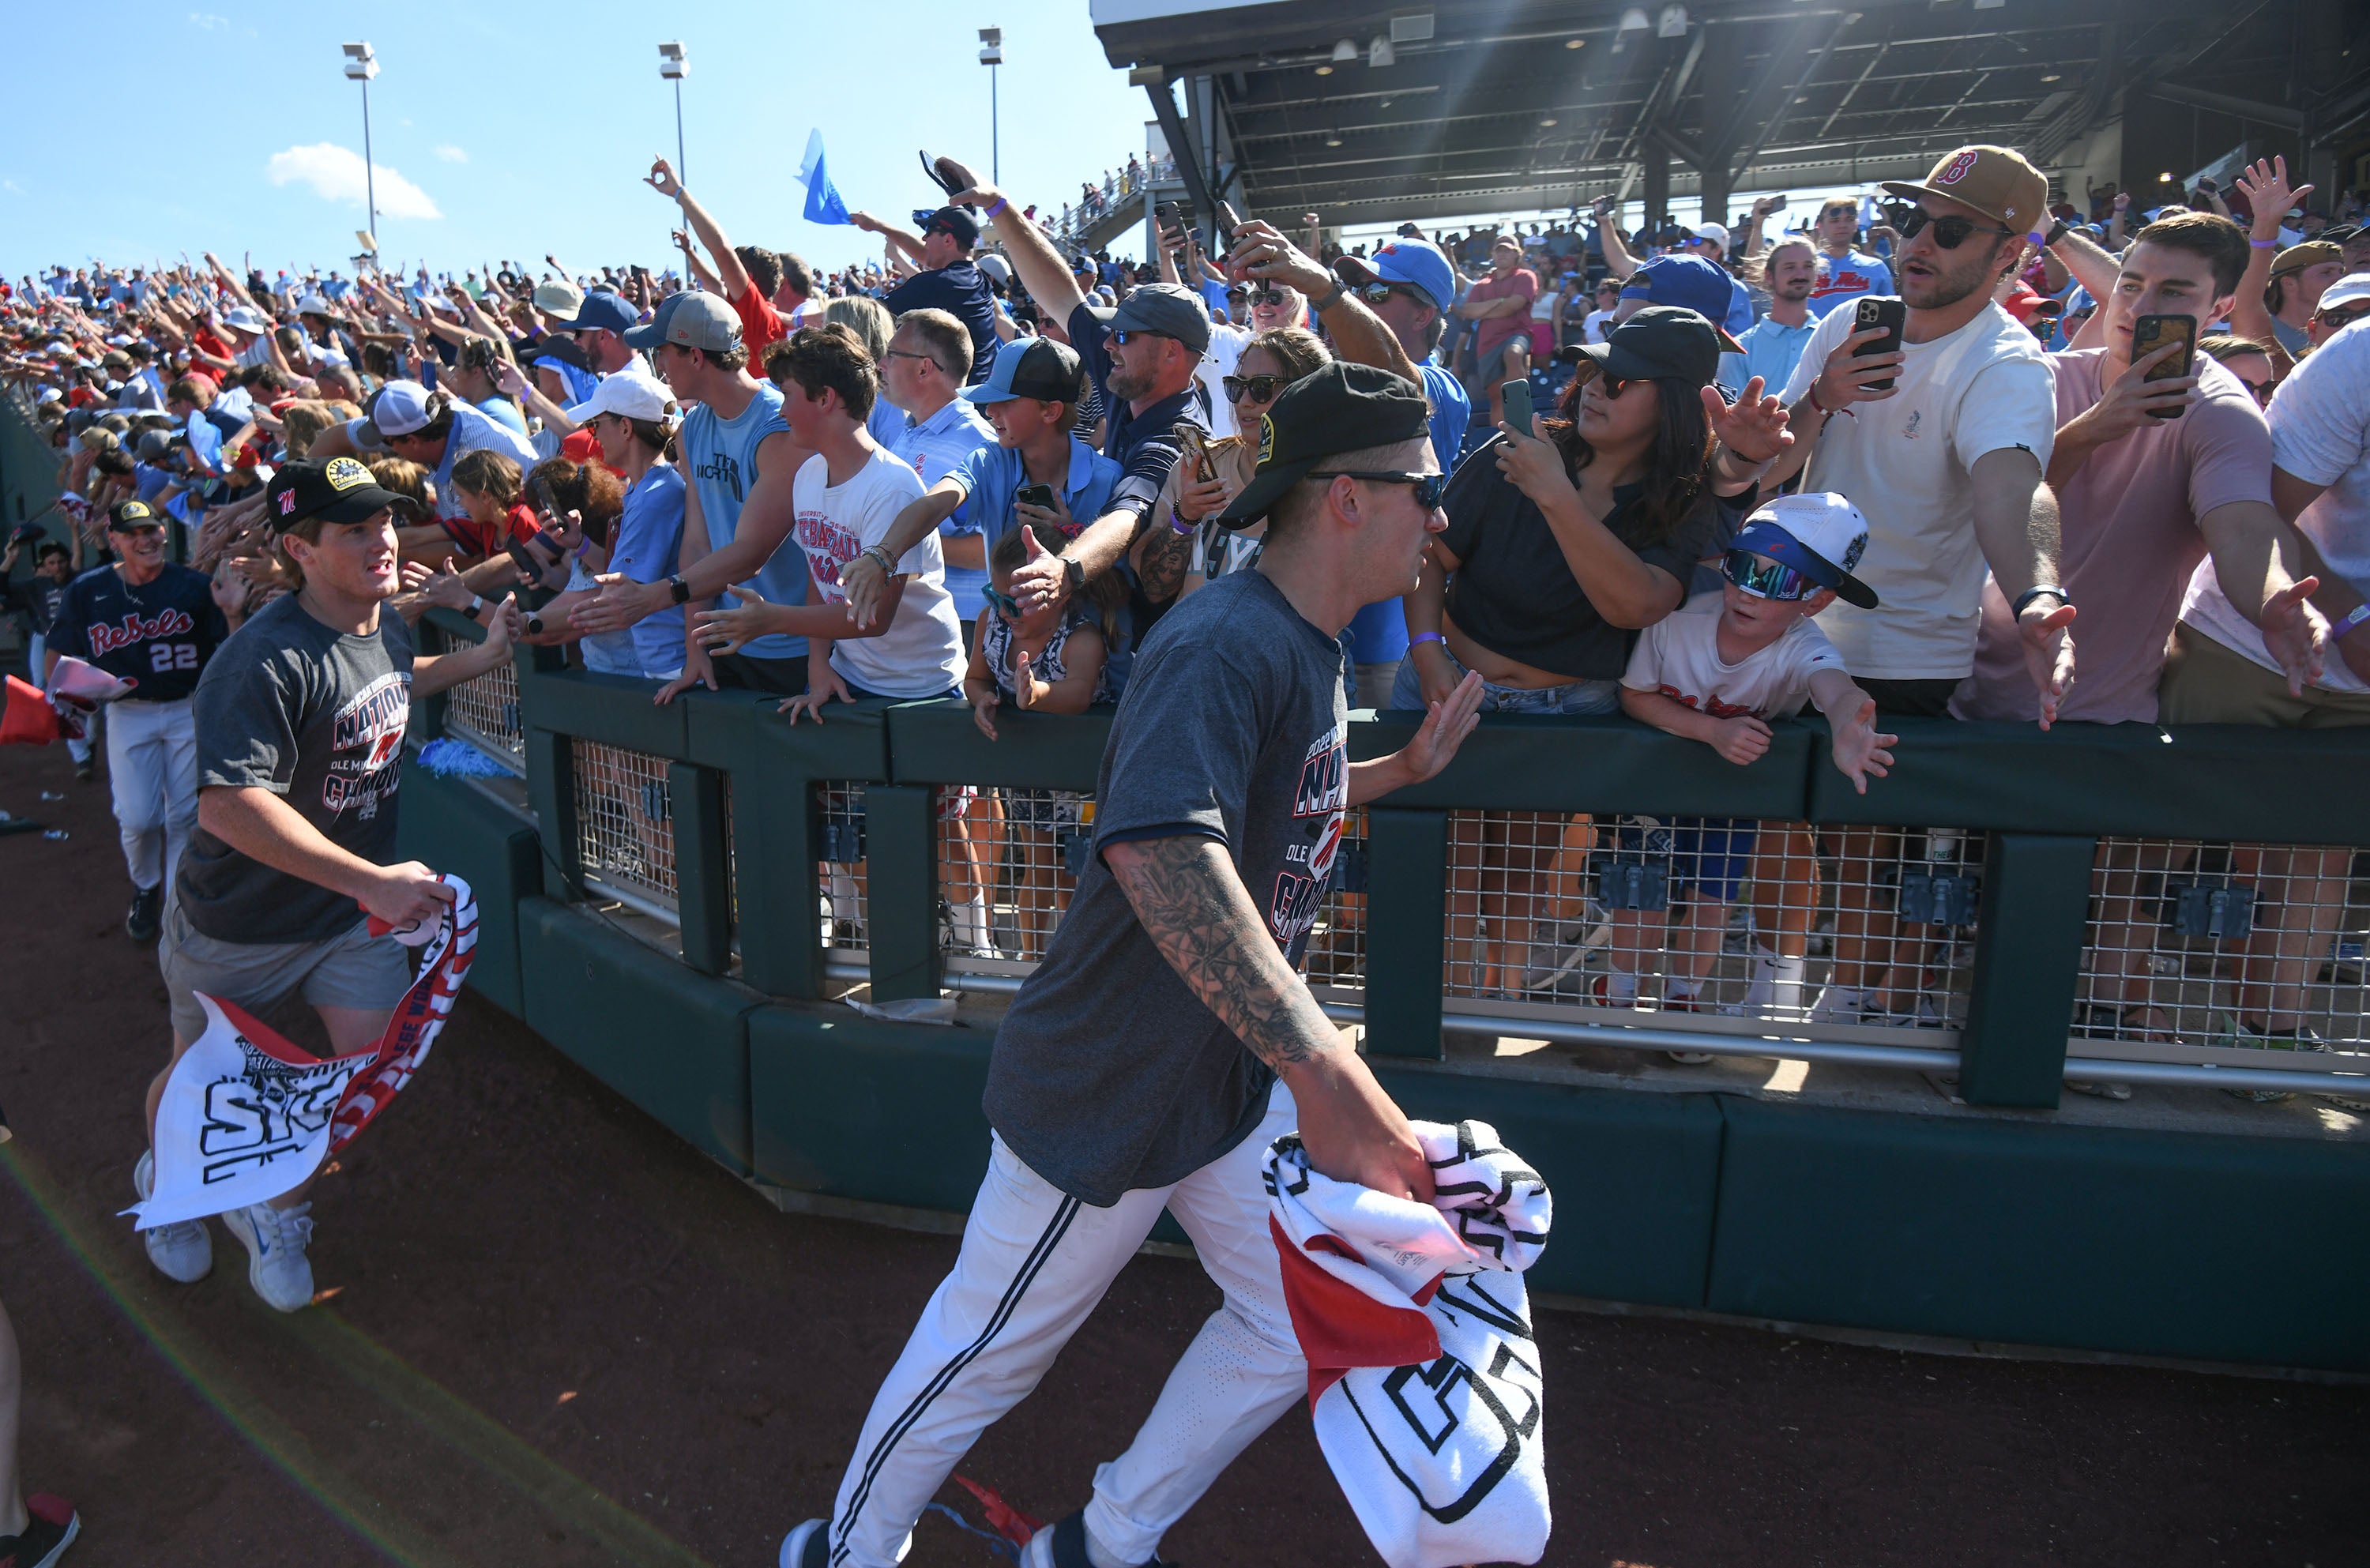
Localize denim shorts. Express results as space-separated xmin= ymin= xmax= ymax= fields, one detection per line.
xmin=1389 ymin=646 xmax=1621 ymax=716
xmin=1616 ymin=814 xmax=1759 ymax=902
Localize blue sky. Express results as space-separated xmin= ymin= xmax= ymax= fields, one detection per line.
xmin=1 ymin=1 xmax=1153 ymax=284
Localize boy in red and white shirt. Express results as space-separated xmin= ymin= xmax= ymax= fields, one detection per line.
xmin=1608 ymin=494 xmax=1897 ymax=1028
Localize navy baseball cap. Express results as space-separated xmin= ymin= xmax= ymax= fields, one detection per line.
xmin=1334 ymin=237 xmax=1458 ymax=314
xmin=557 ymin=290 xmax=641 ymax=336
xmin=963 ymin=337 xmax=1085 ymax=406
xmin=1619 ymin=257 xmax=1745 ymax=351
xmin=919 ymin=206 xmax=982 ymax=249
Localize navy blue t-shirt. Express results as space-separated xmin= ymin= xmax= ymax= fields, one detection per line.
xmin=47 ymin=562 xmax=228 ymax=701
xmin=883 ymin=261 xmax=999 ymax=384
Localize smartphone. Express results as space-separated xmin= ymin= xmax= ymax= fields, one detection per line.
xmin=1014 ymin=482 xmax=1055 ymax=511
xmin=1215 ymin=201 xmax=1243 ymax=256
xmin=1176 ymin=426 xmax=1212 ymax=483
xmin=2131 ymin=314 xmax=2195 ymax=418
xmin=1500 ymin=378 xmax=1534 ymax=434
xmin=1853 ymin=297 xmax=1906 ymax=392
xmin=1155 ymin=201 xmax=1186 ymax=248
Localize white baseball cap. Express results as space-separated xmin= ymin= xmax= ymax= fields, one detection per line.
xmin=566 ymin=369 xmax=676 ymax=425
xmin=221 ymin=305 xmax=271 ymax=334
xmin=294 ymin=292 xmax=337 ymax=316
xmin=345 ymin=379 xmax=435 ymax=450
xmin=1731 ymin=491 xmax=1877 ymax=608
xmin=1691 ymin=223 xmax=1730 ymax=254
xmin=2316 ymin=271 xmax=2370 ymax=315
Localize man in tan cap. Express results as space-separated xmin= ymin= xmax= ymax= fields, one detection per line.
xmin=1766 ymin=143 xmax=2074 ymax=1024
xmin=2263 ymin=240 xmax=2344 ymax=358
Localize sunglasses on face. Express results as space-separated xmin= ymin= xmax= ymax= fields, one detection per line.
xmin=1109 ymin=328 xmax=1175 ymax=347
xmin=1898 ymin=207 xmax=2018 ymax=250
xmin=2315 ymin=303 xmax=2370 ymax=333
xmin=983 ymin=584 xmax=1023 ymax=619
xmin=1247 ymin=288 xmax=1292 ymax=309
xmin=1724 ymin=549 xmax=1816 ymax=602
xmin=2235 ymin=377 xmax=2274 ymax=405
xmin=1223 ymin=373 xmax=1292 ymax=404
xmin=1573 ymin=361 xmax=1638 ymax=399
xmin=1306 ymin=469 xmax=1448 ymax=510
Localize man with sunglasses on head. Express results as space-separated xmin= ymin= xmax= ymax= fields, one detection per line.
xmin=850 ymin=205 xmax=999 ymax=385
xmin=840 ymin=160 xmax=1211 ymax=686
xmin=1767 ymin=145 xmax=2075 ymax=1028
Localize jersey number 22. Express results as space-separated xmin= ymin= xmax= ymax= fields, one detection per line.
xmin=151 ymin=642 xmax=198 ymax=672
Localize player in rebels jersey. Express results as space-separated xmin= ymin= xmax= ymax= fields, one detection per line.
xmin=44 ymin=499 xmax=238 ymax=941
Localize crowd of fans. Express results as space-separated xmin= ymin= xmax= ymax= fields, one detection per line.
xmin=8 ymin=136 xmax=2370 ymax=1089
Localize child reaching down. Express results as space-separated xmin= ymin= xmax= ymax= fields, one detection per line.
xmin=1607 ymin=493 xmax=1898 ymax=1037
xmin=966 ymin=520 xmax=1125 ymax=950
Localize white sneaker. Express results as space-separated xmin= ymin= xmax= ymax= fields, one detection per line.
xmin=1806 ymin=985 xmax=1866 ymax=1024
xmin=220 ymin=1200 xmax=316 ymax=1312
xmin=133 ymin=1150 xmax=212 ymax=1284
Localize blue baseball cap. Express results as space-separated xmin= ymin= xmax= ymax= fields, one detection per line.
xmin=557 ymin=289 xmax=641 ymax=337
xmin=1334 ymin=238 xmax=1458 ymax=315
xmin=1730 ymin=493 xmax=1878 ymax=608
xmin=1619 ymin=257 xmax=1745 ymax=350
xmin=962 ymin=337 xmax=1085 ymax=406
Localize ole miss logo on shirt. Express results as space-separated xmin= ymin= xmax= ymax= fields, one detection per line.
xmin=1270 ymin=728 xmax=1349 ymax=951
xmin=323 ymin=673 xmax=411 ymax=820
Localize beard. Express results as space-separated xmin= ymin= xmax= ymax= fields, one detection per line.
xmin=1901 ymin=247 xmax=2004 ymax=310
xmin=1105 ymin=359 xmax=1154 ymax=402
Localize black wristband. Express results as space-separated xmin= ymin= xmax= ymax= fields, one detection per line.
xmin=1063 ymin=555 xmax=1086 ymax=595
xmin=2044 ymin=219 xmax=2071 ymax=249
xmin=2011 ymin=585 xmax=2070 ymax=619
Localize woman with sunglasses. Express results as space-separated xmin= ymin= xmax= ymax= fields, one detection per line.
xmin=1401 ymin=305 xmax=1789 ymax=995
xmin=1164 ymin=328 xmax=1330 ymax=600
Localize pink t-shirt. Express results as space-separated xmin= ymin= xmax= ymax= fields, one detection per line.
xmin=1468 ymin=268 xmax=1539 ymax=362
xmin=1954 ymin=347 xmax=2273 ymax=724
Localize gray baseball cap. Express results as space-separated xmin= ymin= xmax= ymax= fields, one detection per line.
xmin=630 ymin=290 xmax=740 ymax=354
xmin=1085 ymin=283 xmax=1210 ymax=355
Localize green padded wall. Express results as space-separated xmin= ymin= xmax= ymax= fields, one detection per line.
xmin=393 ymin=762 xmax=540 ymax=1018
xmin=747 ymin=1003 xmax=995 ymax=1211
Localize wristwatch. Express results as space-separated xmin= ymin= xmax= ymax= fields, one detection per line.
xmin=2043 ymin=218 xmax=2071 ymax=249
xmin=2011 ymin=585 xmax=2071 ymax=619
xmin=667 ymin=573 xmax=691 ymax=605
xmin=1311 ymin=280 xmax=1347 ymax=314
xmin=1062 ymin=555 xmax=1086 ymax=595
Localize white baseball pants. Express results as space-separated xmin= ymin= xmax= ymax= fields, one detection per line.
xmin=105 ymin=698 xmax=197 ymax=891
xmin=822 ymin=1087 xmax=1304 ymax=1568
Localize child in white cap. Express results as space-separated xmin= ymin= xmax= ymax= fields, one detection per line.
xmin=1608 ymin=493 xmax=1898 ymax=1036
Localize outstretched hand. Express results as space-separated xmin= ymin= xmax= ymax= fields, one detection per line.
xmin=1395 ymin=671 xmax=1484 ymax=784
xmin=1830 ymin=697 xmax=1898 ymax=795
xmin=1008 ymin=521 xmax=1072 ymax=615
xmin=2019 ymin=600 xmax=2078 ymax=729
xmin=2259 ymin=575 xmax=2327 ymax=696
xmin=1703 ymin=377 xmax=1793 ymax=464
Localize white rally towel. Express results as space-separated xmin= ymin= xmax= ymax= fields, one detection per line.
xmin=128 ymin=876 xmax=477 ymax=1231
xmin=1263 ymin=1121 xmax=1552 ymax=1568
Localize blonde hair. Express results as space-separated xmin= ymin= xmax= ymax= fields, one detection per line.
xmin=823 ymin=295 xmax=895 ymax=361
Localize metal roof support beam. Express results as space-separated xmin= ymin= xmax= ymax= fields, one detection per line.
xmin=1140 ymin=73 xmax=1221 ymax=235
xmin=1723 ymin=12 xmax=1857 ymax=186
xmin=2146 ymin=79 xmax=2305 ymax=130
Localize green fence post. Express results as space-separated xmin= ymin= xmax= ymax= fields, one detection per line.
xmin=670 ymin=761 xmax=732 ymax=976
xmin=1957 ymin=831 xmax=2096 ymax=1109
xmin=863 ymin=784 xmax=942 ymax=1002
xmin=1363 ymin=806 xmax=1448 ymax=1059
xmin=525 ymin=728 xmax=581 ymax=897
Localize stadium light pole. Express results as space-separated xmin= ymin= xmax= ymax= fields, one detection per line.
xmin=341 ymin=43 xmax=379 ymax=251
xmin=659 ymin=43 xmax=689 ymax=184
xmin=980 ymin=28 xmax=1004 ymax=183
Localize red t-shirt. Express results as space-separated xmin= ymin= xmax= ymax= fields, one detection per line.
xmin=732 ymin=278 xmax=786 ymax=368
xmin=1468 ymin=267 xmax=1540 ymax=360
xmin=442 ymin=502 xmax=541 ymax=561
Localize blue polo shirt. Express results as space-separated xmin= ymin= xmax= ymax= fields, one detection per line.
xmin=889 ymin=397 xmax=999 ymax=621
xmin=945 ymin=436 xmax=1123 ymax=575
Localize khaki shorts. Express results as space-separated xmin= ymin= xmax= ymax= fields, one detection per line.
xmin=2157 ymin=623 xmax=2370 ymax=728
xmin=159 ymin=897 xmax=413 ymax=1044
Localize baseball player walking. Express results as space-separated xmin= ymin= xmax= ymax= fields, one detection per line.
xmin=42 ymin=499 xmax=237 ymax=942
xmin=133 ymin=457 xmax=518 ymax=1311
xmin=781 ymin=364 xmax=1484 ymax=1568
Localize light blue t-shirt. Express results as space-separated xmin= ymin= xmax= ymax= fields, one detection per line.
xmin=1808 ymin=250 xmax=1894 ymax=318
xmin=946 ymin=435 xmax=1123 ymax=580
xmin=888 ymin=397 xmax=999 ymax=622
xmin=1738 ymin=315 xmax=1817 ymax=397
xmin=607 ymin=464 xmax=690 ymax=678
xmin=680 ymin=380 xmax=807 ymax=660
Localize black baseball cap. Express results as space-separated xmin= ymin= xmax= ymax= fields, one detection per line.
xmin=107 ymin=498 xmax=164 ymax=532
xmin=1216 ymin=362 xmax=1430 ymax=530
xmin=920 ymin=206 xmax=982 ymax=249
xmin=1572 ymin=305 xmax=1727 ymax=391
xmin=1084 ymin=282 xmax=1211 ymax=355
xmin=264 ymin=456 xmax=418 ymax=531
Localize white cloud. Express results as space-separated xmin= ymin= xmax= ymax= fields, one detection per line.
xmin=433 ymin=145 xmax=468 ymax=164
xmin=189 ymin=12 xmax=229 ymax=28
xmin=2 ymin=179 xmax=23 ymax=196
xmin=265 ymin=142 xmax=442 ymax=220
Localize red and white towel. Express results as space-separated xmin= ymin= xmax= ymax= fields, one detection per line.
xmin=1263 ymin=1120 xmax=1552 ymax=1568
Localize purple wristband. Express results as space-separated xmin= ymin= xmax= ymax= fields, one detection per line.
xmin=1409 ymin=632 xmax=1446 ymax=649
xmin=2250 ymin=238 xmax=2279 ymax=250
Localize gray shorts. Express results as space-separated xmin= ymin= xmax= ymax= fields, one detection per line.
xmin=159 ymin=897 xmax=412 ymax=1043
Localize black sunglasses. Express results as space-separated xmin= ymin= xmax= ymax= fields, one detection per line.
xmin=1898 ymin=207 xmax=2018 ymax=250
xmin=1306 ymin=469 xmax=1448 ymax=509
xmin=2314 ymin=303 xmax=2370 ymax=332
xmin=1573 ymin=361 xmax=1637 ymax=398
xmin=1247 ymin=288 xmax=1292 ymax=309
xmin=1223 ymin=373 xmax=1292 ymax=404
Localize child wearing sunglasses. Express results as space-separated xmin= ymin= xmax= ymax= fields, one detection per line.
xmin=1607 ymin=494 xmax=1898 ymax=1036
xmin=965 ymin=520 xmax=1126 ymax=951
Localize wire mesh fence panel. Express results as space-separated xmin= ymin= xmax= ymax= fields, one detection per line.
xmin=817 ymin=781 xmax=870 ymax=954
xmin=941 ymin=785 xmax=1097 ymax=973
xmin=571 ymin=740 xmax=677 ymax=915
xmin=1305 ymin=808 xmax=1368 ymax=999
xmin=444 ymin=660 xmax=525 ymax=770
xmin=2073 ymin=837 xmax=2370 ymax=1068
xmin=1438 ymin=814 xmax=1980 ymax=1043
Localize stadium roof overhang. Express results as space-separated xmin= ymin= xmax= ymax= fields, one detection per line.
xmin=1090 ymin=0 xmax=2354 ymax=230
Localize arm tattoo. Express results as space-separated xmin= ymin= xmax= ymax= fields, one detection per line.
xmin=1136 ymin=521 xmax=1195 ymax=605
xmin=1107 ymin=835 xmax=1334 ymax=1073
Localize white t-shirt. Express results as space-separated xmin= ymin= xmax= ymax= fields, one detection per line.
xmin=1779 ymin=298 xmax=2056 ymax=679
xmin=1621 ymin=591 xmax=1846 ymax=719
xmin=2178 ymin=317 xmax=2370 ymax=693
xmin=1582 ymin=307 xmax=1616 ymax=344
xmin=791 ymin=446 xmax=965 ymax=698
xmin=1197 ymin=322 xmax=1251 ymax=441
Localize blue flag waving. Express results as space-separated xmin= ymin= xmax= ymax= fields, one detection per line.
xmin=798 ymin=130 xmax=852 ymax=226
